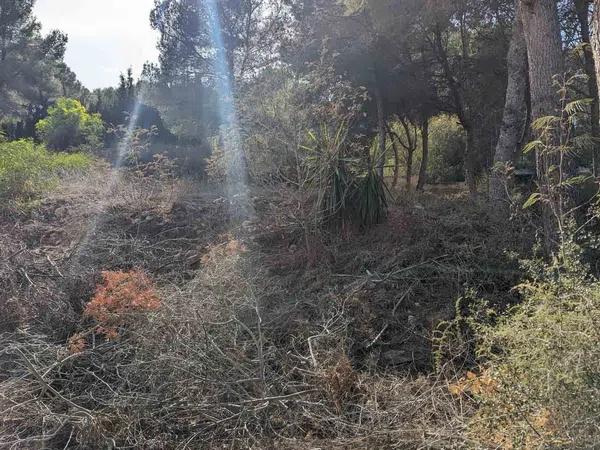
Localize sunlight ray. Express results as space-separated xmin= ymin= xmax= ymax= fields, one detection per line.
xmin=202 ymin=0 xmax=252 ymax=220
xmin=67 ymin=98 xmax=144 ymax=272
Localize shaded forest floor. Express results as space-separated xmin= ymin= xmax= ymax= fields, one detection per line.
xmin=0 ymin=166 xmax=534 ymax=448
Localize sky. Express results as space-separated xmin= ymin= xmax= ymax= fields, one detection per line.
xmin=33 ymin=0 xmax=159 ymax=90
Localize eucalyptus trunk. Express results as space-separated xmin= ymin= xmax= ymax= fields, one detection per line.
xmin=593 ymin=2 xmax=600 ymax=93
xmin=520 ymin=0 xmax=564 ymax=250
xmin=577 ymin=0 xmax=600 ymax=176
xmin=490 ymin=4 xmax=528 ymax=205
xmin=591 ymin=1 xmax=600 ymax=175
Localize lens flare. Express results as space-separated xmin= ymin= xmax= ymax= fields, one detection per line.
xmin=68 ymin=98 xmax=143 ymax=272
xmin=202 ymin=0 xmax=252 ymax=220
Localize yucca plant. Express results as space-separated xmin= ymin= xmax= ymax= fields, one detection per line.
xmin=301 ymin=121 xmax=388 ymax=230
xmin=357 ymin=166 xmax=388 ymax=227
xmin=302 ymin=122 xmax=354 ymax=228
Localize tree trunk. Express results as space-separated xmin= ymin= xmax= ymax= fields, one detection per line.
xmin=406 ymin=150 xmax=413 ymax=191
xmin=374 ymin=82 xmax=387 ymax=179
xmin=490 ymin=3 xmax=528 ymax=205
xmin=464 ymin=127 xmax=477 ymax=194
xmin=417 ymin=118 xmax=429 ymax=191
xmin=577 ymin=0 xmax=600 ymax=176
xmin=520 ymin=0 xmax=564 ymax=250
xmin=397 ymin=119 xmax=417 ymax=191
xmin=591 ymin=1 xmax=600 ymax=177
xmin=593 ymin=2 xmax=600 ymax=91
xmin=520 ymin=0 xmax=563 ymax=120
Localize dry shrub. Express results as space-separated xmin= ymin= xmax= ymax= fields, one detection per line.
xmin=112 ymin=154 xmax=185 ymax=214
xmin=84 ymin=270 xmax=161 ymax=339
xmin=67 ymin=332 xmax=87 ymax=354
xmin=3 ymin=163 xmax=521 ymax=449
xmin=319 ymin=355 xmax=359 ymax=414
xmin=200 ymin=234 xmax=247 ymax=265
xmin=0 ymin=236 xmax=469 ymax=449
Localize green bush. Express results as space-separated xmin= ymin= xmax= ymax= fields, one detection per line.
xmin=468 ymin=240 xmax=600 ymax=448
xmin=427 ymin=114 xmax=465 ymax=184
xmin=0 ymin=139 xmax=92 ymax=202
xmin=36 ymin=98 xmax=104 ymax=151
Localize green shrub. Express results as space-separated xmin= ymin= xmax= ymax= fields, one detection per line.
xmin=36 ymin=98 xmax=104 ymax=151
xmin=468 ymin=240 xmax=600 ymax=448
xmin=0 ymin=139 xmax=92 ymax=202
xmin=427 ymin=114 xmax=465 ymax=184
xmin=357 ymin=166 xmax=388 ymax=227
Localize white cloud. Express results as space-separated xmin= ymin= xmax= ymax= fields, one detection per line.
xmin=34 ymin=0 xmax=159 ymax=89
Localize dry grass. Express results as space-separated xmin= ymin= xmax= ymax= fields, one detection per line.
xmin=0 ymin=236 xmax=470 ymax=449
xmin=0 ymin=169 xmax=533 ymax=448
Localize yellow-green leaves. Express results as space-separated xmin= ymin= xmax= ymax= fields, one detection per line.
xmin=523 ymin=192 xmax=542 ymax=209
xmin=35 ymin=98 xmax=104 ymax=151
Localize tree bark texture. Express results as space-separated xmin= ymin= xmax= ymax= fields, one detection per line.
xmin=490 ymin=3 xmax=528 ymax=205
xmin=520 ymin=0 xmax=564 ymax=250
xmin=577 ymin=0 xmax=600 ymax=176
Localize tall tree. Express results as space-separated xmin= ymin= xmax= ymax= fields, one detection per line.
xmin=148 ymin=0 xmax=288 ymax=142
xmin=575 ymin=0 xmax=600 ymax=175
xmin=425 ymin=0 xmax=513 ymax=195
xmin=0 ymin=0 xmax=86 ymax=139
xmin=520 ymin=0 xmax=564 ymax=247
xmin=0 ymin=0 xmax=35 ymax=64
xmin=490 ymin=2 xmax=528 ymax=205
xmin=591 ymin=1 xmax=600 ymax=152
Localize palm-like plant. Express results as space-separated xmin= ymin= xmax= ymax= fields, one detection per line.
xmin=302 ymin=121 xmax=388 ymax=229
xmin=357 ymin=165 xmax=388 ymax=227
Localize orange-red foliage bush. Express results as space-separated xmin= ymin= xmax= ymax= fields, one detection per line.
xmin=84 ymin=270 xmax=161 ymax=338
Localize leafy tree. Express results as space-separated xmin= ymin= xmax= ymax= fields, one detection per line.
xmin=35 ymin=98 xmax=104 ymax=151
xmin=146 ymin=0 xmax=289 ymax=144
xmin=0 ymin=0 xmax=88 ymax=140
xmin=423 ymin=0 xmax=514 ymax=194
xmin=427 ymin=114 xmax=466 ymax=184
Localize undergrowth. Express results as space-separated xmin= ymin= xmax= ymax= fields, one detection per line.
xmin=0 ymin=139 xmax=92 ymax=204
xmin=464 ymin=238 xmax=600 ymax=448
